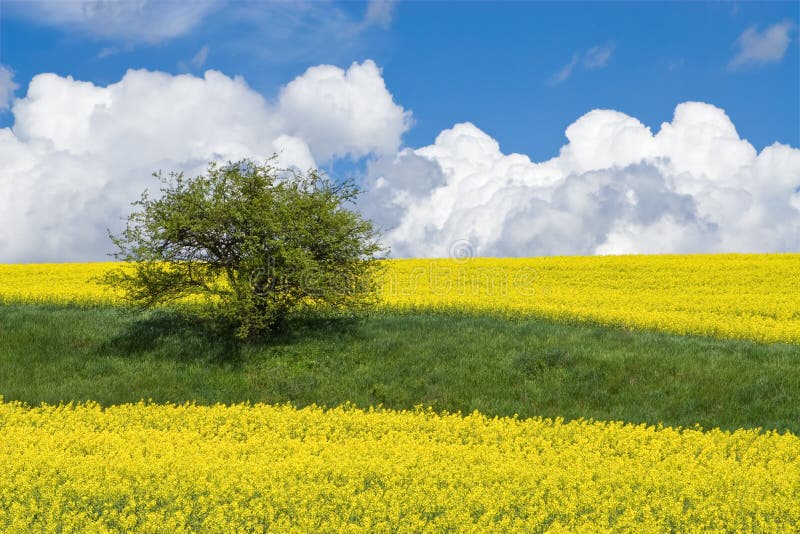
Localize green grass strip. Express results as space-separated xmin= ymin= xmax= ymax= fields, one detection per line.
xmin=1 ymin=303 xmax=798 ymax=434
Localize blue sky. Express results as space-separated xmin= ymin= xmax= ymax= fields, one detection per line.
xmin=1 ymin=1 xmax=797 ymax=158
xmin=0 ymin=1 xmax=799 ymax=262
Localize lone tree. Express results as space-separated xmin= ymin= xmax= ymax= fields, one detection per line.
xmin=103 ymin=157 xmax=384 ymax=339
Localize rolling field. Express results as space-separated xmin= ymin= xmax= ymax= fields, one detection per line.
xmin=1 ymin=255 xmax=799 ymax=531
xmin=2 ymin=253 xmax=800 ymax=343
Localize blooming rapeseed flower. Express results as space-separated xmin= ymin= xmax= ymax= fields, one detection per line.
xmin=0 ymin=401 xmax=797 ymax=532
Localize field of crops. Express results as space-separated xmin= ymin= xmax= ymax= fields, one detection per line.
xmin=2 ymin=253 xmax=800 ymax=343
xmin=2 ymin=255 xmax=800 ymax=531
xmin=1 ymin=400 xmax=798 ymax=532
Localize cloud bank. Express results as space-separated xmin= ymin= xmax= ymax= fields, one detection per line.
xmin=0 ymin=61 xmax=408 ymax=262
xmin=0 ymin=61 xmax=798 ymax=263
xmin=364 ymin=103 xmax=800 ymax=257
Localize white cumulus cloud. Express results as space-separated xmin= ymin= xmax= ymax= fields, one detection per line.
xmin=276 ymin=60 xmax=411 ymax=161
xmin=0 ymin=62 xmax=410 ymax=262
xmin=363 ymin=102 xmax=800 ymax=257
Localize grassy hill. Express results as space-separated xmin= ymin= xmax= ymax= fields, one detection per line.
xmin=2 ymin=303 xmax=798 ymax=434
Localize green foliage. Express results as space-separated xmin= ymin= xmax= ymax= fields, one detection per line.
xmin=103 ymin=157 xmax=384 ymax=338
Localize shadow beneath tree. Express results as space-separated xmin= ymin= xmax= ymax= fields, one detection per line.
xmin=98 ymin=308 xmax=364 ymax=366
xmin=263 ymin=311 xmax=363 ymax=346
xmin=99 ymin=309 xmax=244 ymax=366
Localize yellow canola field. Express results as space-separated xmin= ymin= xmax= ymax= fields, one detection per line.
xmin=1 ymin=400 xmax=798 ymax=533
xmin=383 ymin=254 xmax=800 ymax=344
xmin=1 ymin=253 xmax=799 ymax=343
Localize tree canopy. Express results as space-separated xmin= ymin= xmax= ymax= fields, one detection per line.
xmin=103 ymin=157 xmax=384 ymax=338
